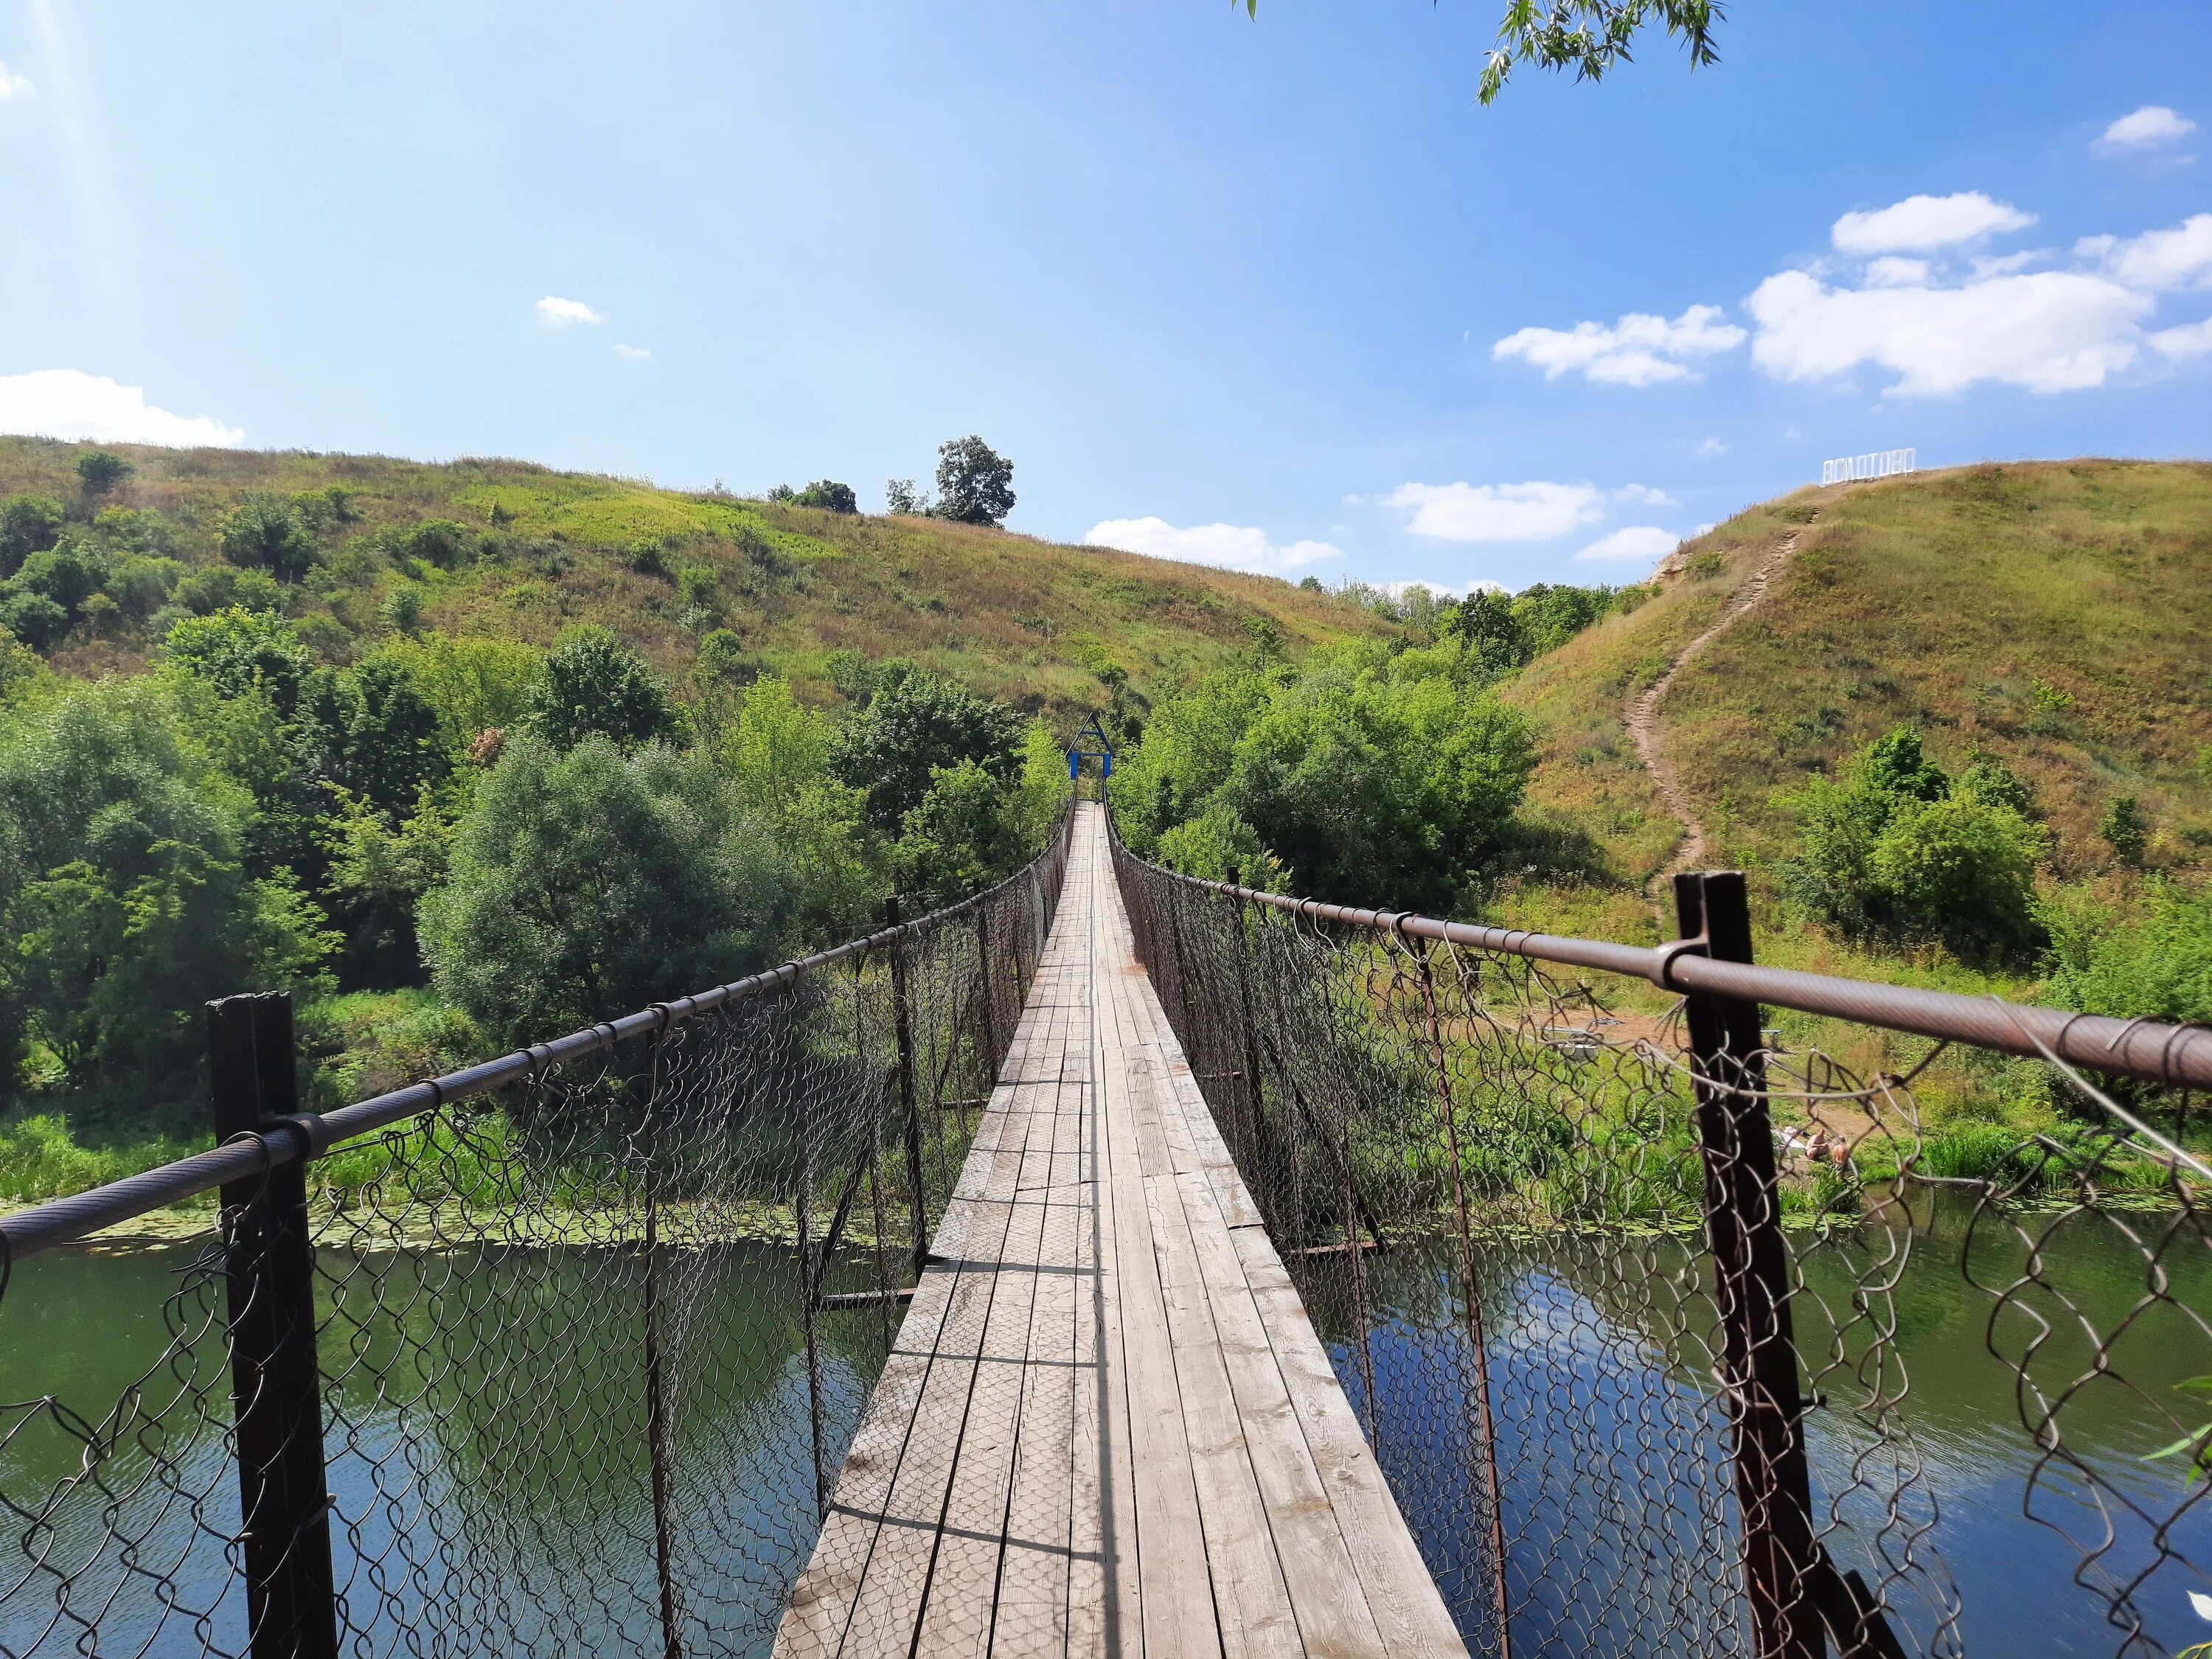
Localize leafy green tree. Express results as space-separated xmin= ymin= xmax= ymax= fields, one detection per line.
xmin=101 ymin=555 xmax=182 ymax=621
xmin=1 ymin=591 xmax=69 ymax=651
xmin=329 ymin=653 xmax=452 ymax=815
xmin=384 ymin=634 xmax=546 ymax=752
xmin=829 ymin=667 xmax=1026 ymax=833
xmin=0 ymin=495 xmax=65 ymax=578
xmin=0 ymin=681 xmax=334 ymax=1100
xmin=175 ymin=563 xmax=288 ymax=617
xmin=1240 ymin=0 xmax=1725 ymax=104
xmin=1222 ymin=652 xmax=1534 ymax=911
xmin=1783 ymin=728 xmax=2047 ymax=959
xmin=526 ymin=625 xmax=681 ymax=752
xmin=320 ymin=781 xmax=467 ymax=990
xmin=933 ymin=437 xmax=1016 ymax=526
xmin=10 ymin=538 xmax=108 ymax=619
xmin=219 ymin=494 xmax=319 ymax=582
xmin=1444 ymin=588 xmax=1528 ymax=679
xmin=795 ymin=480 xmax=859 ymax=514
xmin=2101 ymin=796 xmax=2149 ymax=865
xmin=894 ymin=760 xmax=1032 ymax=905
xmin=2045 ymin=880 xmax=2212 ymax=1027
xmin=161 ymin=607 xmax=316 ymax=714
xmin=419 ymin=736 xmax=790 ymax=1046
xmin=381 ymin=585 xmax=425 ymax=636
xmin=400 ymin=520 xmax=471 ymax=568
xmin=885 ymin=478 xmax=931 ymax=515
xmin=75 ymin=451 xmax=133 ymax=498
xmin=1511 ymin=582 xmax=1617 ymax=655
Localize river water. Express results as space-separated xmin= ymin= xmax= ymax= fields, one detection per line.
xmin=4 ymin=1193 xmax=2208 ymax=1655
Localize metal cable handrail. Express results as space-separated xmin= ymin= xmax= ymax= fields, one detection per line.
xmin=1102 ymin=808 xmax=2212 ymax=1092
xmin=0 ymin=802 xmax=1078 ymax=1263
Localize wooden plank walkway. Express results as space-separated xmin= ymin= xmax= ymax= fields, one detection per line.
xmin=774 ymin=803 xmax=1467 ymax=1659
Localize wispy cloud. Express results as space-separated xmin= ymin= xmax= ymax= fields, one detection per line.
xmin=0 ymin=368 xmax=243 ymax=446
xmin=0 ymin=58 xmax=33 ymax=98
xmin=535 ymin=295 xmax=605 ymax=327
xmin=1493 ymin=305 xmax=1744 ymax=387
xmin=2076 ymin=215 xmax=2212 ymax=292
xmin=1383 ymin=480 xmax=1604 ymax=542
xmin=1696 ymin=437 xmax=1729 ymax=457
xmin=1615 ymin=483 xmax=1677 ymax=507
xmin=1085 ymin=516 xmax=1343 ymax=576
xmin=1832 ymin=192 xmax=2035 ymax=255
xmin=1575 ymin=526 xmax=1680 ymax=564
xmin=613 ymin=343 xmax=652 ymax=361
xmin=2098 ymin=105 xmax=2197 ymax=152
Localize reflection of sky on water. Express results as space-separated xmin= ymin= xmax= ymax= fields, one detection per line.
xmin=1311 ymin=1200 xmax=2212 ymax=1658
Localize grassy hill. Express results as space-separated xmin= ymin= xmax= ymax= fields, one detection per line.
xmin=0 ymin=437 xmax=1385 ymax=720
xmin=1497 ymin=459 xmax=2212 ymax=945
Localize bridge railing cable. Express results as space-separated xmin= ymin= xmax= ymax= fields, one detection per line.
xmin=1107 ymin=802 xmax=2212 ymax=1659
xmin=0 ymin=803 xmax=1074 ymax=1659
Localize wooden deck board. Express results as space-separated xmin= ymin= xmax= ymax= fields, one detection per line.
xmin=776 ymin=804 xmax=1466 ymax=1658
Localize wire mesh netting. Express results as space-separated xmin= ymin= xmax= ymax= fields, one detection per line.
xmin=0 ymin=810 xmax=1072 ymax=1659
xmin=1110 ymin=826 xmax=2212 ymax=1659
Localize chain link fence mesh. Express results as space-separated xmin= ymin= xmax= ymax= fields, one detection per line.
xmin=1110 ymin=827 xmax=2212 ymax=1659
xmin=0 ymin=813 xmax=1072 ymax=1659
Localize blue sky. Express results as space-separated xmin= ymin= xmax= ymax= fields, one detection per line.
xmin=1 ymin=0 xmax=2207 ymax=592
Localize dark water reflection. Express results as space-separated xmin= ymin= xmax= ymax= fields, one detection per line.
xmin=1305 ymin=1189 xmax=2212 ymax=1658
xmin=0 ymin=1239 xmax=899 ymax=1658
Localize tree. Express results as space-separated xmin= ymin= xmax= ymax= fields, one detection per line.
xmin=526 ymin=625 xmax=681 ymax=752
xmin=1239 ymin=0 xmax=1725 ymax=104
xmin=796 ymin=480 xmax=859 ymax=514
xmin=160 ymin=607 xmax=316 ymax=714
xmin=10 ymin=539 xmax=107 ymax=619
xmin=885 ymin=478 xmax=931 ymax=515
xmin=330 ymin=653 xmax=451 ymax=815
xmin=0 ymin=495 xmax=65 ymax=578
xmin=2101 ymin=796 xmax=2150 ymax=864
xmin=829 ymin=668 xmax=1026 ymax=833
xmin=76 ymin=451 xmax=134 ymax=498
xmin=1 ymin=592 xmax=69 ymax=651
xmin=419 ymin=736 xmax=790 ymax=1046
xmin=400 ymin=520 xmax=473 ymax=568
xmin=219 ymin=494 xmax=319 ymax=582
xmin=933 ymin=437 xmax=1016 ymax=526
xmin=0 ymin=680 xmax=335 ymax=1100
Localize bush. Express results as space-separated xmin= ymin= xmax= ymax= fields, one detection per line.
xmin=10 ymin=539 xmax=106 ymax=617
xmin=419 ymin=737 xmax=790 ymax=1046
xmin=0 ymin=495 xmax=64 ymax=577
xmin=0 ymin=591 xmax=69 ymax=651
xmin=2044 ymin=880 xmax=2212 ymax=1026
xmin=76 ymin=451 xmax=133 ymax=497
xmin=2101 ymin=795 xmax=2149 ymax=864
xmin=676 ymin=564 xmax=720 ymax=611
xmin=400 ymin=520 xmax=471 ymax=569
xmin=176 ymin=563 xmax=287 ymax=617
xmin=526 ymin=625 xmax=681 ymax=753
xmin=795 ymin=480 xmax=858 ymax=514
xmin=0 ymin=681 xmax=335 ymax=1101
xmin=1783 ymin=728 xmax=2046 ymax=959
xmin=219 ymin=495 xmax=319 ymax=582
xmin=829 ymin=668 xmax=1026 ymax=833
xmin=381 ymin=585 xmax=425 ymax=635
xmin=161 ymin=608 xmax=315 ymax=713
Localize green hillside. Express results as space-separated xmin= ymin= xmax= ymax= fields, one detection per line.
xmin=0 ymin=437 xmax=1385 ymax=720
xmin=1500 ymin=460 xmax=2212 ymax=923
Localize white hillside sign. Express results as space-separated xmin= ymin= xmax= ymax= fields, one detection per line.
xmin=1823 ymin=448 xmax=1916 ymax=486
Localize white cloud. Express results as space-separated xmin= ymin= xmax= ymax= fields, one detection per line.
xmin=0 ymin=369 xmax=243 ymax=446
xmin=1085 ymin=516 xmax=1343 ymax=576
xmin=2151 ymin=317 xmax=2212 ymax=358
xmin=0 ymin=59 xmax=32 ymax=98
xmin=1970 ymin=249 xmax=2044 ymax=279
xmin=1696 ymin=437 xmax=1729 ymax=457
xmin=2100 ymin=105 xmax=2197 ymax=151
xmin=535 ymin=295 xmax=605 ymax=327
xmin=1746 ymin=267 xmax=2152 ymax=396
xmin=1576 ymin=526 xmax=1680 ymax=563
xmin=2076 ymin=214 xmax=2212 ymax=292
xmin=613 ymin=343 xmax=652 ymax=361
xmin=1832 ymin=192 xmax=2036 ymax=255
xmin=1615 ymin=483 xmax=1677 ymax=507
xmin=1492 ymin=304 xmax=1745 ymax=386
xmin=1865 ymin=257 xmax=1932 ymax=288
xmin=1384 ymin=480 xmax=1604 ymax=543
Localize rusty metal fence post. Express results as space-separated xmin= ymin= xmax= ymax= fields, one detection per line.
xmin=886 ymin=897 xmax=931 ymax=1276
xmin=1673 ymin=872 xmax=1824 ymax=1659
xmin=208 ymin=993 xmax=339 ymax=1659
xmin=638 ymin=1022 xmax=685 ymax=1659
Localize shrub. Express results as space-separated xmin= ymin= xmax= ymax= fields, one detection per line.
xmin=419 ymin=737 xmax=790 ymax=1046
xmin=11 ymin=540 xmax=107 ymax=617
xmin=176 ymin=563 xmax=287 ymax=616
xmin=0 ymin=495 xmax=64 ymax=577
xmin=160 ymin=608 xmax=316 ymax=714
xmin=525 ymin=625 xmax=681 ymax=753
xmin=2044 ymin=880 xmax=2212 ymax=1026
xmin=219 ymin=495 xmax=319 ymax=582
xmin=795 ymin=480 xmax=858 ymax=514
xmin=381 ymin=585 xmax=425 ymax=635
xmin=2101 ymin=795 xmax=2149 ymax=864
xmin=676 ymin=563 xmax=720 ymax=611
xmin=400 ymin=520 xmax=471 ymax=569
xmin=829 ymin=668 xmax=1026 ymax=833
xmin=75 ymin=451 xmax=133 ymax=498
xmin=1 ymin=591 xmax=69 ymax=650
